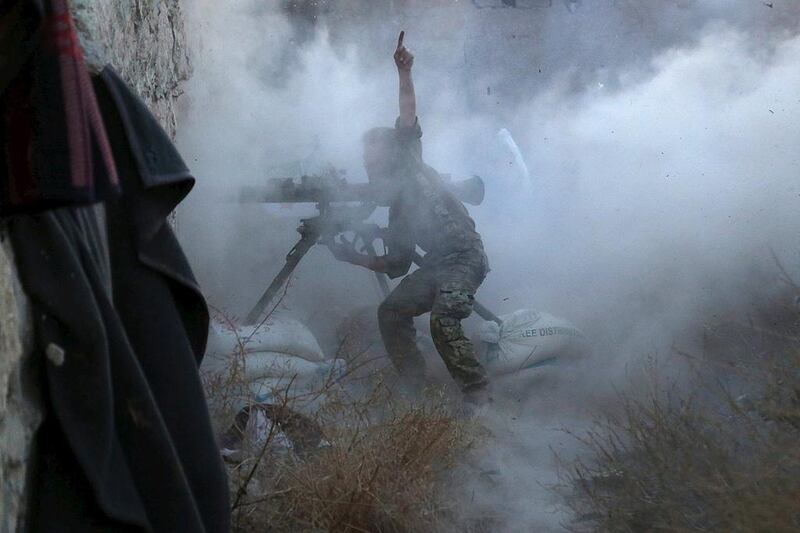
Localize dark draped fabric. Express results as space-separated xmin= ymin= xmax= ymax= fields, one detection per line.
xmin=5 ymin=65 xmax=230 ymax=533
xmin=0 ymin=0 xmax=119 ymax=213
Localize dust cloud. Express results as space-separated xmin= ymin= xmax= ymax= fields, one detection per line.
xmin=177 ymin=1 xmax=800 ymax=529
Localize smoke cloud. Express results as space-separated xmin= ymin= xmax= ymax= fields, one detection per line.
xmin=176 ymin=1 xmax=800 ymax=529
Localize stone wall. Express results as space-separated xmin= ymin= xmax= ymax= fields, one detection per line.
xmin=0 ymin=237 xmax=39 ymax=533
xmin=0 ymin=2 xmax=189 ymax=530
xmin=72 ymin=0 xmax=191 ymax=137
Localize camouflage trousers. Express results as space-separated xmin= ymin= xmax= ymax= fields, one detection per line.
xmin=377 ymin=252 xmax=489 ymax=391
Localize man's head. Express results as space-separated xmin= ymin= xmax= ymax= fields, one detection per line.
xmin=362 ymin=127 xmax=399 ymax=181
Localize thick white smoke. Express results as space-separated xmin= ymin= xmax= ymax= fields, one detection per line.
xmin=176 ymin=1 xmax=800 ymax=530
xmin=478 ymin=26 xmax=800 ymax=371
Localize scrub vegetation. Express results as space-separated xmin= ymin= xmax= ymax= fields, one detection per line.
xmin=205 ymin=274 xmax=800 ymax=532
xmin=562 ymin=282 xmax=800 ymax=533
xmin=203 ymin=310 xmax=481 ymax=533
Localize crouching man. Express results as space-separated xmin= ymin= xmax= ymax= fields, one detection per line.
xmin=327 ymin=32 xmax=491 ymax=405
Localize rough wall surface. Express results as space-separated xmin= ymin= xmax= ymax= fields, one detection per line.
xmin=0 ymin=236 xmax=39 ymax=533
xmin=72 ymin=0 xmax=191 ymax=137
xmin=0 ymin=2 xmax=189 ymax=530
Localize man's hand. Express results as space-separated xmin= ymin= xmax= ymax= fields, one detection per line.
xmin=394 ymin=31 xmax=414 ymax=72
xmin=395 ymin=30 xmax=416 ymax=127
xmin=325 ymin=234 xmax=360 ymax=264
xmin=325 ymin=233 xmax=389 ymax=273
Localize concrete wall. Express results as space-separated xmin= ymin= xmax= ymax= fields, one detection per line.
xmin=0 ymin=2 xmax=189 ymax=530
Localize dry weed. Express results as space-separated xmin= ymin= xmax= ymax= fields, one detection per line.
xmin=202 ymin=304 xmax=478 ymax=533
xmin=232 ymin=388 xmax=475 ymax=533
xmin=562 ymin=295 xmax=800 ymax=532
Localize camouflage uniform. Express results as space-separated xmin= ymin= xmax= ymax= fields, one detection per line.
xmin=377 ymin=118 xmax=490 ymax=391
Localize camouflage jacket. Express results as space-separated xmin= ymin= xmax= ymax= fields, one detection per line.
xmin=383 ymin=117 xmax=487 ymax=278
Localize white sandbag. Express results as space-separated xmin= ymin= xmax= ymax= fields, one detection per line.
xmin=202 ymin=317 xmax=341 ymax=417
xmin=206 ymin=317 xmax=325 ymax=363
xmin=205 ymin=352 xmax=346 ymax=416
xmin=479 ymin=309 xmax=585 ymax=377
xmin=242 ymin=351 xmax=346 ymax=385
xmin=247 ymin=358 xmax=346 ymax=413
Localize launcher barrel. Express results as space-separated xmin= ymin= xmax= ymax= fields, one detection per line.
xmin=239 ymin=174 xmax=485 ymax=206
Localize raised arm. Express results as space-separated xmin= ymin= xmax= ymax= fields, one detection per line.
xmin=394 ymin=31 xmax=416 ymax=127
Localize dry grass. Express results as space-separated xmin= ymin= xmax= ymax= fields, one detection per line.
xmin=209 ymin=265 xmax=800 ymax=531
xmin=562 ymin=292 xmax=800 ymax=532
xmin=202 ymin=305 xmax=478 ymax=533
xmin=231 ymin=387 xmax=476 ymax=533
xmin=202 ymin=307 xmax=252 ymax=430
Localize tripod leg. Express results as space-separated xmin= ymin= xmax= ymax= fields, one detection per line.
xmin=245 ymin=235 xmax=316 ymax=324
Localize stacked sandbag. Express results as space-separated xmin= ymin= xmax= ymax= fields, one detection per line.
xmin=205 ymin=318 xmax=326 ymax=364
xmin=203 ymin=318 xmax=346 ymax=415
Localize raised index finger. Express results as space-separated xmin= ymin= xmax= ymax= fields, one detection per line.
xmin=397 ymin=31 xmax=405 ymax=50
